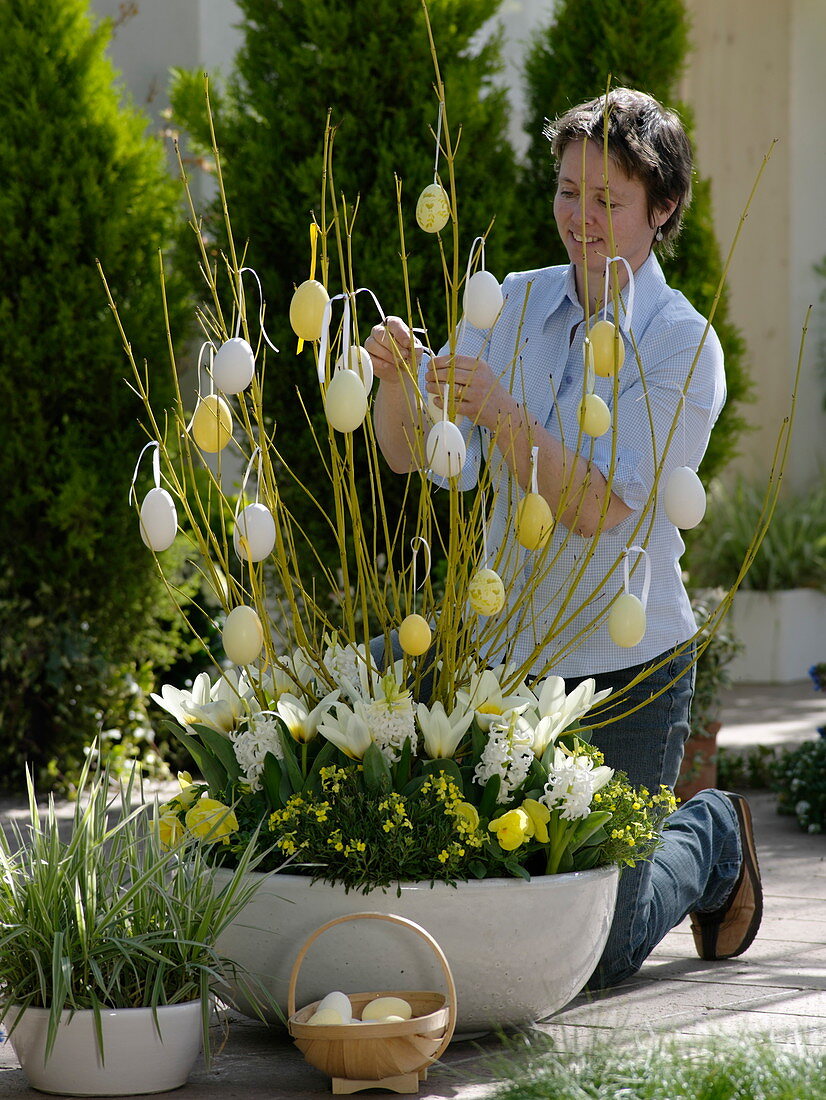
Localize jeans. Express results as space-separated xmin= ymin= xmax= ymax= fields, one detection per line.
xmin=566 ymin=645 xmax=742 ymax=989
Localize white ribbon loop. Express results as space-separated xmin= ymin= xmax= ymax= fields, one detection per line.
xmin=317 ymin=288 xmax=387 ymax=385
xmin=410 ymin=535 xmax=432 ymax=592
xmin=622 ymin=545 xmax=651 ymax=609
xmin=433 ymin=102 xmax=444 ymax=182
xmin=602 ymin=256 xmax=635 ymax=333
xmin=235 ymin=446 xmax=262 ymax=520
xmin=529 ymin=445 xmax=540 ymax=495
xmin=129 ymin=440 xmax=160 ymax=504
xmin=234 ymin=266 xmax=279 ymax=352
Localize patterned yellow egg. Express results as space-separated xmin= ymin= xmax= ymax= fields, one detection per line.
xmin=398 ymin=614 xmax=432 ymax=656
xmin=590 ymin=319 xmax=625 ymax=377
xmin=191 ymin=394 xmax=232 ymax=452
xmin=578 ymin=393 xmax=611 ymax=438
xmin=416 ymin=183 xmax=451 ymax=233
xmin=516 ymin=493 xmax=553 ymax=551
xmin=289 ymin=279 xmax=329 ymax=341
xmin=468 ymin=568 xmax=506 ymax=616
xmin=608 ymin=593 xmax=647 ymax=648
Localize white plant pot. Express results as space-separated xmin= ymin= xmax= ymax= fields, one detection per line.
xmin=728 ymin=588 xmax=826 ymax=683
xmin=214 ymin=867 xmax=618 ymax=1033
xmin=7 ymin=1000 xmax=203 ymax=1096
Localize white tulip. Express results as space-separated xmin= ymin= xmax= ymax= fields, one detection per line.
xmin=416 ymin=701 xmax=475 ymax=759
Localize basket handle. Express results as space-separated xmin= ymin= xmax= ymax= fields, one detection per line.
xmin=287 ymin=910 xmax=457 ymax=1057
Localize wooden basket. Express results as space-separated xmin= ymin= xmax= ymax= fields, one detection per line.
xmin=287 ymin=911 xmax=457 ymax=1095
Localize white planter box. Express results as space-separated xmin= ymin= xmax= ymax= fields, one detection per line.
xmin=728 ymin=588 xmax=826 ymax=683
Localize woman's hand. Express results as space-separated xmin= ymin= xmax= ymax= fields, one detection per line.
xmin=426 ymin=354 xmax=513 ymax=431
xmin=365 ymin=317 xmax=423 ymax=385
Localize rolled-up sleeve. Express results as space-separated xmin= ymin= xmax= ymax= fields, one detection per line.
xmin=590 ymin=318 xmax=726 ymax=511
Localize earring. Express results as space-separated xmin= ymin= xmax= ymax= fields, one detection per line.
xmin=655 ymin=226 xmax=664 ymax=242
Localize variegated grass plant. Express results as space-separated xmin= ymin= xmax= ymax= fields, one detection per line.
xmin=96 ymin=6 xmax=803 ymax=887
xmin=0 ymin=752 xmax=279 ymax=1063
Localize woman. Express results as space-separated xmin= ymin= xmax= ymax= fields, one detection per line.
xmin=366 ymin=88 xmax=761 ymax=988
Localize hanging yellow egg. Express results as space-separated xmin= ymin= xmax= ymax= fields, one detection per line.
xmin=579 ymin=393 xmax=611 ymax=438
xmin=336 ymin=344 xmax=374 ymax=393
xmin=289 ymin=279 xmax=329 ymax=342
xmin=608 ymin=593 xmax=647 ymax=648
xmin=590 ymin=319 xmax=625 ymax=378
xmin=468 ymin=568 xmax=506 ymax=616
xmin=192 ymin=394 xmax=233 ymax=452
xmin=324 ymin=369 xmax=368 ymax=433
xmin=398 ymin=613 xmax=432 ymax=656
xmin=222 ymin=605 xmax=264 ymax=666
xmin=516 ymin=493 xmax=554 ymax=551
xmin=416 ymin=183 xmax=451 ymax=233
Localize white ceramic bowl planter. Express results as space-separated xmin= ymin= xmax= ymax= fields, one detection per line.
xmin=214 ymin=866 xmax=618 ymax=1034
xmin=7 ymin=1001 xmax=204 ymax=1096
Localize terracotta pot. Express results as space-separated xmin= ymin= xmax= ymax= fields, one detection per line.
xmin=675 ymin=720 xmax=721 ymax=803
xmin=214 ymin=866 xmax=619 ymax=1034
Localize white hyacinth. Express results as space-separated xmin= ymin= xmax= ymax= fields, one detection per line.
xmin=231 ymin=712 xmax=285 ymax=792
xmin=357 ymin=672 xmax=416 ymax=764
xmin=474 ymin=711 xmax=535 ymax=802
xmin=541 ymin=747 xmax=614 ymax=820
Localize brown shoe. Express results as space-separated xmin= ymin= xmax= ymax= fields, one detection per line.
xmin=690 ymin=792 xmax=763 ymax=960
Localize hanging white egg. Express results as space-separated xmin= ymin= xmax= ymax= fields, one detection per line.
xmin=468 ymin=568 xmax=506 ymax=616
xmin=139 ymin=487 xmax=177 ymax=552
xmin=516 ymin=493 xmax=554 ymax=551
xmin=590 ymin=319 xmax=625 ymax=378
xmin=464 ymin=270 xmax=503 ymax=329
xmin=191 ymin=394 xmax=233 ymax=452
xmin=223 ymin=605 xmax=264 ymax=666
xmin=212 ymin=337 xmax=255 ymax=394
xmin=289 ymin=279 xmax=329 ymax=341
xmin=398 ymin=614 xmax=432 ymax=656
xmin=608 ymin=593 xmax=647 ymax=648
xmin=234 ymin=503 xmax=276 ymax=563
xmin=416 ymin=183 xmax=451 ymax=233
xmin=579 ymin=393 xmax=611 ymax=438
xmin=663 ymin=466 xmax=707 ymax=530
xmin=425 ymin=420 xmax=466 ymax=479
xmin=325 ymin=369 xmax=368 ymax=433
xmin=336 ymin=344 xmax=374 ymax=393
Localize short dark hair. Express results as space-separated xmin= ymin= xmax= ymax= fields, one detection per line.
xmin=545 ymin=88 xmax=693 ymax=255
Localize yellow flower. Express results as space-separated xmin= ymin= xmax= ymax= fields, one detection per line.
xmin=522 ymin=798 xmax=551 ymax=844
xmin=489 ymin=808 xmax=531 ymax=851
xmin=175 ymin=771 xmax=201 ymax=809
xmin=454 ymin=801 xmax=480 ymax=832
xmin=157 ymin=810 xmax=184 ymax=850
xmin=185 ymin=797 xmax=238 ymax=844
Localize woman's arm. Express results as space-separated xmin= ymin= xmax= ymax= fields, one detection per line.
xmin=367 ymin=318 xmax=426 ymax=474
xmin=426 ymin=353 xmax=632 ymax=538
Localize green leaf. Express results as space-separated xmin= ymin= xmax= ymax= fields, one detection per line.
xmin=261 ymin=753 xmax=283 ymax=810
xmin=392 ymin=737 xmax=413 ymax=789
xmin=278 ymin=727 xmax=304 ymax=795
xmin=570 ymin=811 xmax=612 ymax=850
xmin=166 ymin=727 xmax=228 ymax=793
xmin=478 ymin=773 xmax=501 ymax=820
xmin=468 ymin=860 xmax=488 ymax=879
xmin=362 ymin=742 xmax=391 ymax=794
xmin=191 ymin=723 xmax=243 ymax=782
xmin=302 ymin=740 xmax=337 ymax=794
xmin=504 ymin=861 xmax=531 ymax=881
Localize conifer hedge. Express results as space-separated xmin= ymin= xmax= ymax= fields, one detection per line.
xmin=0 ymin=0 xmax=193 ymax=784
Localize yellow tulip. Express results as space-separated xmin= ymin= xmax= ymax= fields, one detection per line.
xmin=489 ymin=808 xmax=531 ymax=851
xmin=157 ymin=810 xmax=184 ymax=850
xmin=185 ymin=798 xmax=239 ymax=844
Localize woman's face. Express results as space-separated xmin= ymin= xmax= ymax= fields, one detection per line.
xmin=553 ymin=139 xmax=665 ymax=304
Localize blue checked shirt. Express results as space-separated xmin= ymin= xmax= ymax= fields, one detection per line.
xmin=420 ymin=252 xmax=726 ymax=678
